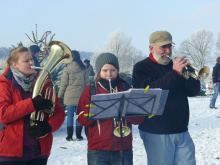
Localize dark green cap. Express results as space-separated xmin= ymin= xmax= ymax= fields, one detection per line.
xmin=95 ymin=53 xmax=119 ymax=73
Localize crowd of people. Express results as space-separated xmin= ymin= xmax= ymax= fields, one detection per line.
xmin=0 ymin=30 xmax=218 ymax=165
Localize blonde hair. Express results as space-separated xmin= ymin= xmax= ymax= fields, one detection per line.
xmin=4 ymin=47 xmax=30 ymax=71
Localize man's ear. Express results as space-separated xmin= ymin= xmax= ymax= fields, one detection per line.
xmin=149 ymin=45 xmax=154 ymax=54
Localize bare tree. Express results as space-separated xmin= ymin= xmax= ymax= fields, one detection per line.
xmin=129 ymin=46 xmax=145 ymax=70
xmin=90 ymin=47 xmax=102 ymax=71
xmin=172 ymin=47 xmax=181 ymax=58
xmin=90 ymin=29 xmax=145 ymax=74
xmin=104 ymin=30 xmax=132 ymax=72
xmin=178 ymin=29 xmax=213 ymax=68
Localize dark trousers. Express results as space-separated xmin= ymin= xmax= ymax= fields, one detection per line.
xmin=87 ymin=150 xmax=133 ymax=165
xmin=0 ymin=158 xmax=48 ymax=165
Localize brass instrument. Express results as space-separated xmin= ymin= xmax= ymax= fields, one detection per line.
xmin=109 ymin=79 xmax=131 ymax=137
xmin=30 ymin=41 xmax=73 ymax=129
xmin=164 ymin=55 xmax=210 ymax=80
xmin=113 ymin=118 xmax=131 ymax=137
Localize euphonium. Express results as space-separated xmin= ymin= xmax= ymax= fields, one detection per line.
xmin=30 ymin=41 xmax=73 ymax=127
xmin=163 ymin=55 xmax=210 ymax=80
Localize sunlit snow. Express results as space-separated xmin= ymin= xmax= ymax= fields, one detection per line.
xmin=48 ymin=96 xmax=220 ymax=165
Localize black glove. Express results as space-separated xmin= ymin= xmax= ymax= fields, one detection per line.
xmin=32 ymin=95 xmax=53 ymax=111
xmin=28 ymin=121 xmax=52 ymax=138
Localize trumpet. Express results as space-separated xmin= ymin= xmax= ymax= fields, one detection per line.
xmin=163 ymin=55 xmax=210 ymax=80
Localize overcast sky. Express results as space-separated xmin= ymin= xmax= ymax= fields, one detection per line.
xmin=0 ymin=0 xmax=220 ymax=54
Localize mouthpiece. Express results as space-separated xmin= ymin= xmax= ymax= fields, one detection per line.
xmin=109 ymin=79 xmax=112 ymax=93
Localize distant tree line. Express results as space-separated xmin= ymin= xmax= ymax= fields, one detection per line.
xmin=2 ymin=28 xmax=220 ymax=79
xmin=0 ymin=46 xmax=93 ymax=61
xmin=0 ymin=47 xmax=12 ymax=59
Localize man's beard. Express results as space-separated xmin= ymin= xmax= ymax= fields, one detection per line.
xmin=153 ymin=51 xmax=171 ymax=65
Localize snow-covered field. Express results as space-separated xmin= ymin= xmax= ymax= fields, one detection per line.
xmin=48 ymin=96 xmax=220 ymax=165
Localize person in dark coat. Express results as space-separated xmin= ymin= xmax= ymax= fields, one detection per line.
xmin=84 ymin=59 xmax=95 ymax=76
xmin=119 ymin=72 xmax=127 ymax=79
xmin=30 ymin=45 xmax=41 ymax=73
xmin=209 ymin=57 xmax=220 ymax=109
xmin=123 ymin=75 xmax=132 ymax=87
xmin=132 ymin=31 xmax=200 ymax=165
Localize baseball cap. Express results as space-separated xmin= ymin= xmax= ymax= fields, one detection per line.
xmin=149 ymin=31 xmax=175 ymax=46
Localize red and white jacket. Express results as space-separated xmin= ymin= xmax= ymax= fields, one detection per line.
xmin=0 ymin=68 xmax=65 ymax=157
xmin=77 ymin=79 xmax=145 ymax=151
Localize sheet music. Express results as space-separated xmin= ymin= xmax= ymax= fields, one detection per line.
xmin=88 ymin=88 xmax=169 ymax=120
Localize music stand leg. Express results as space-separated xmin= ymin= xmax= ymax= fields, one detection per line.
xmin=120 ymin=118 xmax=124 ymax=165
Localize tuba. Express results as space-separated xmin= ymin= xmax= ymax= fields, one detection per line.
xmin=163 ymin=55 xmax=210 ymax=80
xmin=30 ymin=41 xmax=73 ymax=127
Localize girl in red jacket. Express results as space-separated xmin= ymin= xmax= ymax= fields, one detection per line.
xmin=0 ymin=47 xmax=65 ymax=165
xmin=77 ymin=53 xmax=144 ymax=165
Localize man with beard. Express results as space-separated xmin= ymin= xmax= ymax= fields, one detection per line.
xmin=132 ymin=31 xmax=200 ymax=165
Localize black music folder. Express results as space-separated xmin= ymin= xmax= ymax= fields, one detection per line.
xmin=87 ymin=88 xmax=169 ymax=120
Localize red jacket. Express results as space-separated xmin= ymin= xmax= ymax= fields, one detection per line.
xmin=77 ymin=80 xmax=145 ymax=151
xmin=0 ymin=68 xmax=65 ymax=157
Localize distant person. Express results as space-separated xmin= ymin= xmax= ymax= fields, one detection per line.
xmin=84 ymin=59 xmax=95 ymax=76
xmin=209 ymin=57 xmax=220 ymax=109
xmin=119 ymin=72 xmax=127 ymax=79
xmin=58 ymin=50 xmax=90 ymax=141
xmin=132 ymin=30 xmax=200 ymax=165
xmin=30 ymin=45 xmax=41 ymax=73
xmin=0 ymin=47 xmax=65 ymax=165
xmin=123 ymin=75 xmax=132 ymax=87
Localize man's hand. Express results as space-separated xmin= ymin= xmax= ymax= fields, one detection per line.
xmin=172 ymin=56 xmax=190 ymax=74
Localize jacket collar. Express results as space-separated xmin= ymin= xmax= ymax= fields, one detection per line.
xmin=1 ymin=68 xmax=22 ymax=91
xmin=149 ymin=53 xmax=159 ymax=64
xmin=3 ymin=68 xmax=12 ymax=81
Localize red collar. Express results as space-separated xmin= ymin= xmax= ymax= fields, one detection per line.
xmin=149 ymin=53 xmax=180 ymax=74
xmin=149 ymin=53 xmax=158 ymax=64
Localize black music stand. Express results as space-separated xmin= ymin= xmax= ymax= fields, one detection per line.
xmin=86 ymin=88 xmax=169 ymax=165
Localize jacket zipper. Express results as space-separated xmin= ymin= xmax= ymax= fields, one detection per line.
xmin=90 ymin=122 xmax=96 ymax=138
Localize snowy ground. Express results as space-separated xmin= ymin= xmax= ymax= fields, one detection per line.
xmin=48 ymin=96 xmax=220 ymax=165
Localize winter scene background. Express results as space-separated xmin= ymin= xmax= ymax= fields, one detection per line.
xmin=1 ymin=0 xmax=220 ymax=164
xmin=0 ymin=56 xmax=220 ymax=165
xmin=48 ymin=95 xmax=220 ymax=165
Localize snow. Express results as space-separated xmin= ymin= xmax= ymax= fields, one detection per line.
xmin=48 ymin=96 xmax=220 ymax=165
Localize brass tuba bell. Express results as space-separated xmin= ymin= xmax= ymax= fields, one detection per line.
xmin=30 ymin=41 xmax=73 ymax=128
